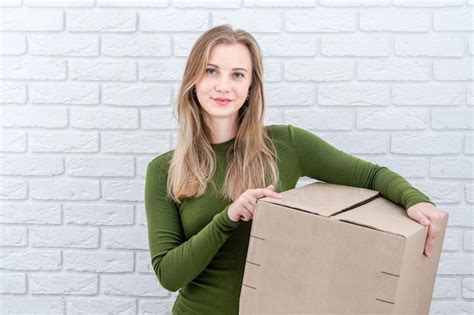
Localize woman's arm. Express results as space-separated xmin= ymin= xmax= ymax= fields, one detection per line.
xmin=287 ymin=124 xmax=435 ymax=209
xmin=144 ymin=161 xmax=240 ymax=292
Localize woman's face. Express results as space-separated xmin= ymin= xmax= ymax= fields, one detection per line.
xmin=195 ymin=43 xmax=253 ymax=125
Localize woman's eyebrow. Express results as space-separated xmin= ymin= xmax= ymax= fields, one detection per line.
xmin=207 ymin=63 xmax=248 ymax=73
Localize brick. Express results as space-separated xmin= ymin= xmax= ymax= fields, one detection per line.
xmin=0 ymin=130 xmax=26 ymax=152
xmin=357 ymin=108 xmax=427 ymax=130
xmin=30 ymin=227 xmax=99 ymax=248
xmin=102 ymin=227 xmax=148 ymax=249
xmin=213 ymin=10 xmax=280 ymax=32
xmin=2 ymin=106 xmax=67 ymax=128
xmin=318 ymin=84 xmax=388 ymax=106
xmin=430 ymin=158 xmax=473 ymax=179
xmin=67 ymin=156 xmax=134 ymax=177
xmin=0 ymin=179 xmax=27 ymax=200
xmin=393 ymin=0 xmax=464 ymax=6
xmin=466 ymin=135 xmax=474 ymax=155
xmin=103 ymin=180 xmax=146 ymax=202
xmin=24 ymin=0 xmax=95 ymax=6
xmin=285 ymin=9 xmax=355 ymax=32
xmin=0 ymin=250 xmax=61 ymax=270
xmin=430 ymin=301 xmax=471 ymax=314
xmin=356 ymin=156 xmax=428 ymax=178
xmin=102 ymin=132 xmax=170 ymax=154
xmin=264 ymin=83 xmax=314 ymax=105
xmin=103 ymin=83 xmax=170 ymax=106
xmin=175 ymin=0 xmax=240 ymax=7
xmin=140 ymin=60 xmax=186 ymax=81
xmin=102 ymin=34 xmax=170 ymax=57
xmin=391 ymin=133 xmax=462 ymax=154
xmin=246 ymin=0 xmax=316 ymax=7
xmin=173 ymin=34 xmax=202 ymax=57
xmin=102 ymin=274 xmax=169 ymax=296
xmin=438 ymin=253 xmax=474 ymax=274
xmin=434 ymin=60 xmax=474 ymax=81
xmin=140 ymin=9 xmax=207 ymax=32
xmin=30 ymin=82 xmax=99 ymax=105
xmin=97 ymin=0 xmax=167 ymax=7
xmin=0 ymin=226 xmax=27 ymax=246
xmin=0 ymin=82 xmax=27 ymax=104
xmin=139 ymin=300 xmax=173 ymax=314
xmin=285 ymin=60 xmax=353 ymax=81
xmin=360 ymin=8 xmax=429 ymax=31
xmin=70 ymin=108 xmax=138 ymax=129
xmin=29 ymin=34 xmax=99 ymax=56
xmin=316 ymin=132 xmax=388 ymax=154
xmin=434 ymin=9 xmax=474 ymax=31
xmin=0 ymin=273 xmax=26 ymax=294
xmin=441 ymin=205 xmax=474 ymax=227
xmin=0 ymin=297 xmax=64 ymax=314
xmin=285 ymin=109 xmax=354 ymax=130
xmin=442 ymin=228 xmax=462 ymax=251
xmin=0 ymin=203 xmax=61 ymax=224
xmin=0 ymin=0 xmax=22 ymax=6
xmin=141 ymin=108 xmax=178 ymax=130
xmin=0 ymin=57 xmax=66 ymax=80
xmin=432 ymin=110 xmax=474 ymax=130
xmin=358 ymin=59 xmax=430 ymax=81
xmin=394 ymin=35 xmax=463 ymax=57
xmin=466 ymin=184 xmax=474 ymax=204
xmin=30 ymin=131 xmax=99 ymax=153
xmin=67 ymin=298 xmax=136 ymax=314
xmin=64 ymin=251 xmax=133 ymax=272
xmin=69 ymin=60 xmax=136 ymax=81
xmin=321 ymin=34 xmax=389 ymax=56
xmin=253 ymin=33 xmax=317 ymax=56
xmin=432 ymin=277 xmax=459 ymax=299
xmin=63 ymin=203 xmax=133 ymax=225
xmin=67 ymin=9 xmax=136 ymax=32
xmin=462 ymin=278 xmax=474 ymax=299
xmin=0 ymin=33 xmax=26 ymax=55
xmin=392 ymin=84 xmax=464 ymax=106
xmin=30 ymin=179 xmax=100 ymax=200
xmin=0 ymin=8 xmax=63 ymax=31
xmin=411 ymin=184 xmax=462 ymax=205
xmin=30 ymin=274 xmax=98 ymax=295
xmin=464 ymin=230 xmax=474 ymax=251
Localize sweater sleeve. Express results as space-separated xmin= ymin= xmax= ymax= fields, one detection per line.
xmin=144 ymin=161 xmax=241 ymax=292
xmin=287 ymin=124 xmax=435 ymax=209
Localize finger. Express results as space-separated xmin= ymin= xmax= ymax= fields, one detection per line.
xmin=410 ymin=209 xmax=431 ymax=227
xmin=424 ymin=222 xmax=439 ymax=257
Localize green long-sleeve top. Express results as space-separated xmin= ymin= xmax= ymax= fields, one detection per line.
xmin=144 ymin=124 xmax=434 ymax=315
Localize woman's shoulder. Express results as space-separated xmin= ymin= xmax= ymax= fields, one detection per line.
xmin=265 ymin=124 xmax=293 ymax=139
xmin=147 ymin=149 xmax=174 ymax=173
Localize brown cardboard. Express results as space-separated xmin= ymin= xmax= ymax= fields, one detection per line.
xmin=239 ymin=182 xmax=448 ymax=315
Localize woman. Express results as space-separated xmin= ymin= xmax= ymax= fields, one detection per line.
xmin=144 ymin=24 xmax=446 ymax=315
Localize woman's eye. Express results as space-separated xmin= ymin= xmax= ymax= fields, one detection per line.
xmin=206 ymin=68 xmax=216 ymax=75
xmin=205 ymin=68 xmax=244 ymax=79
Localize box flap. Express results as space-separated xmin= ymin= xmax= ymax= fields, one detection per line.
xmin=332 ymin=197 xmax=424 ymax=237
xmin=260 ymin=181 xmax=379 ymax=217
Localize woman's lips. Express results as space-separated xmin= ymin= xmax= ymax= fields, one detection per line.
xmin=213 ymin=98 xmax=231 ymax=105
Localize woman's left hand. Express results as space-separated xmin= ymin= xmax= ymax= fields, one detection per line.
xmin=406 ymin=202 xmax=448 ymax=258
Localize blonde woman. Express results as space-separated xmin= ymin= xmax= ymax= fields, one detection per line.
xmin=144 ymin=24 xmax=445 ymax=314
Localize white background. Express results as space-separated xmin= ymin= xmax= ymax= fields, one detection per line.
xmin=0 ymin=0 xmax=473 ymax=314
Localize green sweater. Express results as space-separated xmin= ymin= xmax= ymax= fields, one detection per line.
xmin=144 ymin=124 xmax=434 ymax=315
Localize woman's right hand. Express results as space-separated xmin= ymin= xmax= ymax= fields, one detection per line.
xmin=227 ymin=185 xmax=283 ymax=222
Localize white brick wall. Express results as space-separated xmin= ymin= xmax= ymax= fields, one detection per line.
xmin=0 ymin=1 xmax=472 ymax=314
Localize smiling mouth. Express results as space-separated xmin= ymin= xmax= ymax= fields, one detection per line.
xmin=213 ymin=98 xmax=231 ymax=105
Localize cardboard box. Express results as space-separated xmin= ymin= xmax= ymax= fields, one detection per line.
xmin=239 ymin=182 xmax=448 ymax=315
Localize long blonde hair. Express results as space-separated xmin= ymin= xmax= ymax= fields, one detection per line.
xmin=168 ymin=24 xmax=279 ymax=204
